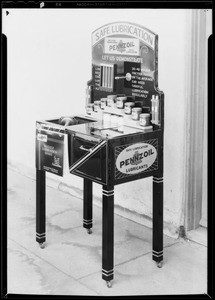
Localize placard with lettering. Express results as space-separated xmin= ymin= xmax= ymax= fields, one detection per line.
xmin=115 ymin=139 xmax=158 ymax=179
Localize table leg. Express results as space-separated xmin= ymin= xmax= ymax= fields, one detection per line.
xmin=152 ymin=176 xmax=163 ymax=267
xmin=36 ymin=169 xmax=46 ymax=248
xmin=83 ymin=178 xmax=93 ymax=234
xmin=102 ymin=185 xmax=114 ymax=287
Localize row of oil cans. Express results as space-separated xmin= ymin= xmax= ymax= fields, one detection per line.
xmin=86 ymin=95 xmax=155 ymax=127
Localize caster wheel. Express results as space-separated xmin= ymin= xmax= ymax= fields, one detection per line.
xmin=156 ymin=261 xmax=163 ymax=268
xmin=39 ymin=243 xmax=45 ymax=249
xmin=106 ymin=281 xmax=112 ymax=288
xmin=87 ymin=228 xmax=92 ymax=234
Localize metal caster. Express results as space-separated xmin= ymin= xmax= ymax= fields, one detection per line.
xmin=39 ymin=242 xmax=45 ymax=249
xmin=87 ymin=228 xmax=92 ymax=234
xmin=106 ymin=281 xmax=112 ymax=288
xmin=156 ymin=261 xmax=163 ymax=268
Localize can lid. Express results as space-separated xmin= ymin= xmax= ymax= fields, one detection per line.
xmin=125 ymin=102 xmax=135 ymax=106
xmin=101 ymin=98 xmax=107 ymax=101
xmin=117 ymin=96 xmax=127 ymax=101
xmin=132 ymin=107 xmax=142 ymax=111
xmin=140 ymin=113 xmax=150 ymax=117
xmin=94 ymin=100 xmax=101 ymax=104
xmin=107 ymin=95 xmax=117 ymax=99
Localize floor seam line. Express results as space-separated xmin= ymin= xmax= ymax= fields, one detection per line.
xmin=77 ymin=241 xmax=180 ymax=281
xmin=114 ymin=241 xmax=180 ymax=267
xmin=185 ymin=239 xmax=207 ymax=247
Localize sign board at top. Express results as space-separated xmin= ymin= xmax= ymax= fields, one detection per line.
xmin=92 ymin=22 xmax=156 ymax=50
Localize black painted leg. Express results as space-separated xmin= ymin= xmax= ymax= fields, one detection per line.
xmin=102 ymin=185 xmax=114 ymax=286
xmin=83 ymin=179 xmax=93 ymax=233
xmin=152 ymin=176 xmax=163 ymax=266
xmin=36 ymin=169 xmax=46 ymax=248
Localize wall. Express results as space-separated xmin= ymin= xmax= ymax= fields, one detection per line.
xmin=3 ymin=8 xmax=200 ymax=237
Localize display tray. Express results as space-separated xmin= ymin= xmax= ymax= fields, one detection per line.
xmin=67 ymin=121 xmax=152 ymax=139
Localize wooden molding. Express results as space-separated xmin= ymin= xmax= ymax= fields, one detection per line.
xmin=183 ymin=10 xmax=208 ymax=231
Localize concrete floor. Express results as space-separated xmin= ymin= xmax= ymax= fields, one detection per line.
xmin=7 ymin=168 xmax=207 ymax=296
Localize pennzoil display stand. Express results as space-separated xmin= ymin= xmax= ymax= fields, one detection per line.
xmin=36 ymin=22 xmax=164 ymax=288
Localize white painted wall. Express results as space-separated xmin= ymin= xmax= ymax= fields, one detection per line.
xmin=3 ymin=8 xmax=208 ymax=236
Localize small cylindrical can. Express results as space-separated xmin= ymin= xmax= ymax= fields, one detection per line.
xmin=107 ymin=95 xmax=117 ymax=99
xmin=94 ymin=100 xmax=101 ymax=112
xmin=86 ymin=103 xmax=94 ymax=114
xmin=107 ymin=95 xmax=117 ymax=107
xmin=131 ymin=107 xmax=142 ymax=120
xmin=124 ymin=102 xmax=135 ymax=114
xmin=139 ymin=113 xmax=150 ymax=127
xmin=107 ymin=98 xmax=115 ymax=107
xmin=100 ymin=98 xmax=107 ymax=109
xmin=116 ymin=96 xmax=127 ymax=109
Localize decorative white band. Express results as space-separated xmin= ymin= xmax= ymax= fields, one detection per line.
xmin=153 ymin=253 xmax=163 ymax=258
xmin=153 ymin=250 xmax=163 ymax=254
xmin=102 ymin=269 xmax=114 ymax=276
xmin=153 ymin=177 xmax=163 ymax=183
xmin=103 ymin=189 xmax=114 ymax=197
xmin=36 ymin=233 xmax=46 ymax=239
xmin=103 ymin=193 xmax=114 ymax=197
xmin=102 ymin=268 xmax=114 ymax=273
xmin=83 ymin=219 xmax=93 ymax=223
xmin=83 ymin=219 xmax=93 ymax=225
xmin=152 ymin=250 xmax=163 ymax=257
xmin=103 ymin=189 xmax=114 ymax=194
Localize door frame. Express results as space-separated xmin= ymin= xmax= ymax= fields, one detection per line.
xmin=183 ymin=9 xmax=211 ymax=231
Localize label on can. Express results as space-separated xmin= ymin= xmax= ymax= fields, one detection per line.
xmin=124 ymin=107 xmax=130 ymax=114
xmin=86 ymin=104 xmax=94 ymax=114
xmin=139 ymin=113 xmax=150 ymax=126
xmin=116 ymin=100 xmax=124 ymax=108
xmin=131 ymin=109 xmax=142 ymax=120
xmin=100 ymin=98 xmax=107 ymax=109
xmin=107 ymin=98 xmax=114 ymax=107
xmin=124 ymin=102 xmax=134 ymax=114
xmin=94 ymin=101 xmax=101 ymax=112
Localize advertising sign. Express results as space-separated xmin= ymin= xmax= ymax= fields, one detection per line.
xmin=115 ymin=139 xmax=158 ymax=179
xmin=92 ymin=22 xmax=155 ymax=50
xmin=104 ymin=38 xmax=139 ymax=56
xmin=36 ymin=127 xmax=65 ymax=176
xmin=92 ymin=21 xmax=158 ymax=99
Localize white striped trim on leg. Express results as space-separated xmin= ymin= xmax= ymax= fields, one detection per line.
xmin=102 ymin=189 xmax=114 ymax=197
xmin=153 ymin=177 xmax=163 ymax=183
xmin=83 ymin=219 xmax=93 ymax=225
xmin=152 ymin=250 xmax=163 ymax=258
xmin=36 ymin=232 xmax=46 ymax=240
xmin=102 ymin=268 xmax=114 ymax=277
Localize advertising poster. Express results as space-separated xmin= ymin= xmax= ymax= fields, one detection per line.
xmin=115 ymin=139 xmax=158 ymax=179
xmin=36 ymin=127 xmax=65 ymax=176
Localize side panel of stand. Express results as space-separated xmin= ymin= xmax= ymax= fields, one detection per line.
xmin=109 ymin=130 xmax=163 ymax=186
